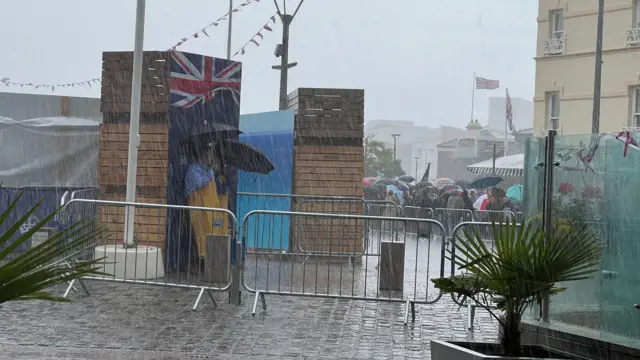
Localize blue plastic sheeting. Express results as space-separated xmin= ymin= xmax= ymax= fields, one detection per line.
xmin=237 ymin=131 xmax=294 ymax=250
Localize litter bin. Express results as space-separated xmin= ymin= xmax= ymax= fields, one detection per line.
xmin=379 ymin=239 xmax=405 ymax=291
xmin=204 ymin=234 xmax=231 ymax=285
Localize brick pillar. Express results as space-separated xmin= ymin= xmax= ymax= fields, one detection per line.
xmin=98 ymin=51 xmax=170 ymax=249
xmin=287 ymin=88 xmax=365 ymax=254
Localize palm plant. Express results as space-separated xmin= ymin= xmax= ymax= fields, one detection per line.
xmin=432 ymin=219 xmax=601 ymax=357
xmin=0 ymin=192 xmax=107 ymax=304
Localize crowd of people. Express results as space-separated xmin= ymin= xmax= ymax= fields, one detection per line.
xmin=368 ymin=182 xmax=519 ymax=214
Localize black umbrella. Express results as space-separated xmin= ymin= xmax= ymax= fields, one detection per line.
xmin=181 ymin=123 xmax=243 ymax=154
xmin=455 ymin=180 xmax=471 ymax=190
xmin=398 ymin=175 xmax=416 ymax=183
xmin=469 ymin=173 xmax=504 ymax=189
xmin=215 ymin=139 xmax=275 ymax=175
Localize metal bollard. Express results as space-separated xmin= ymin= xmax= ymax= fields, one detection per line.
xmin=229 ymin=240 xmax=243 ymax=305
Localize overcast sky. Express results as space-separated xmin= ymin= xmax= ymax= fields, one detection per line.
xmin=0 ymin=0 xmax=538 ymax=129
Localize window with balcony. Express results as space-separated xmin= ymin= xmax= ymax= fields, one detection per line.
xmin=632 ymin=87 xmax=640 ymax=127
xmin=547 ymin=92 xmax=560 ymax=130
xmin=629 ymin=0 xmax=640 ymax=45
xmin=545 ymin=9 xmax=565 ymax=55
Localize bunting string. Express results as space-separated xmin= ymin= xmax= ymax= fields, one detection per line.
xmin=233 ymin=14 xmax=278 ymax=57
xmin=169 ymin=0 xmax=262 ymax=50
xmin=1 ymin=2 xmax=275 ymax=92
xmin=1 ymin=77 xmax=101 ymax=92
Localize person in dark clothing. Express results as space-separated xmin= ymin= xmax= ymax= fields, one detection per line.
xmin=485 ymin=187 xmax=511 ymax=211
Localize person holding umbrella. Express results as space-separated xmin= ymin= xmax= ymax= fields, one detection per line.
xmin=184 ymin=144 xmax=231 ymax=262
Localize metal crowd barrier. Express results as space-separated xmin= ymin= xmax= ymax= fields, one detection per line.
xmin=296 ymin=198 xmax=368 ymax=258
xmin=365 ymin=201 xmax=403 ymax=241
xmin=449 ymin=221 xmax=521 ymax=330
xmin=432 ymin=208 xmax=474 ymax=240
xmin=237 ymin=192 xmax=365 ymax=213
xmin=402 ymin=206 xmax=434 ymax=237
xmin=240 ymin=209 xmax=447 ymax=325
xmin=473 ymin=210 xmax=516 ymax=223
xmin=59 ymin=199 xmax=239 ymax=311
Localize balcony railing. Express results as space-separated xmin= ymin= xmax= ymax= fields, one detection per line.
xmin=626 ymin=28 xmax=640 ymax=46
xmin=539 ymin=127 xmax=562 ymax=136
xmin=544 ymin=35 xmax=565 ymax=55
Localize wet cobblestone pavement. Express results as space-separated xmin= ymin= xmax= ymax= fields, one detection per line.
xmin=0 ymin=280 xmax=497 ymax=359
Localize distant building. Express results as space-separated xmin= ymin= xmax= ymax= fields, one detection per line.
xmin=0 ymin=92 xmax=101 ymax=121
xmin=365 ymin=120 xmax=470 ymax=180
xmin=534 ymin=1 xmax=640 ymax=134
xmin=487 ymin=96 xmax=534 ymax=134
xmin=436 ymin=120 xmax=521 ymax=181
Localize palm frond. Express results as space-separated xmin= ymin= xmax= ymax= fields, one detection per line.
xmin=432 ymin=217 xmax=602 ymax=328
xmin=0 ymin=192 xmax=109 ymax=304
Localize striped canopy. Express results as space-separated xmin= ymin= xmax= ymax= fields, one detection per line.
xmin=466 ymin=153 xmax=525 ymax=177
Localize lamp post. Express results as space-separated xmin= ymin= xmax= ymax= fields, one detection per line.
xmin=273 ymin=0 xmax=305 ymax=110
xmin=391 ymin=133 xmax=401 ymax=160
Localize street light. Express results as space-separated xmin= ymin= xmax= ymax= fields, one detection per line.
xmin=391 ymin=133 xmax=401 ymax=160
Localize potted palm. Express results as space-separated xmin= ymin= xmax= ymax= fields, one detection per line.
xmin=431 ymin=219 xmax=601 ymax=359
xmin=1 ymin=192 xmax=106 ymax=304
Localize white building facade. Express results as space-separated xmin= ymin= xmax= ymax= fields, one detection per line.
xmin=534 ymin=0 xmax=640 ymax=135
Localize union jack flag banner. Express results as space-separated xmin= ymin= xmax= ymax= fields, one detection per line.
xmin=170 ymin=51 xmax=242 ymax=108
xmin=475 ymin=76 xmax=500 ymax=90
xmin=506 ymin=89 xmax=514 ymax=132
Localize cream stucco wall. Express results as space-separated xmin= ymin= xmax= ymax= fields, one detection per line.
xmin=534 ymin=0 xmax=640 ymax=135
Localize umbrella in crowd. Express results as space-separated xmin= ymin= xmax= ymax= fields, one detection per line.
xmin=432 ymin=178 xmax=455 ymax=188
xmin=455 ymin=179 xmax=471 ymax=190
xmin=375 ymin=178 xmax=397 ymax=186
xmin=439 ymin=184 xmax=460 ymax=193
xmin=469 ymin=173 xmax=504 ymax=189
xmin=362 ymin=178 xmax=375 ymax=187
xmin=398 ymin=175 xmax=416 ymax=183
xmin=506 ymin=184 xmax=523 ymax=202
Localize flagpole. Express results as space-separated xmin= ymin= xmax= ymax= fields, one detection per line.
xmin=124 ymin=0 xmax=147 ymax=247
xmin=504 ymin=88 xmax=509 ymax=156
xmin=226 ymin=0 xmax=233 ymax=60
xmin=470 ymin=72 xmax=476 ymax=121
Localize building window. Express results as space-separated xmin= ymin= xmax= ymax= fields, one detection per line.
xmin=635 ymin=0 xmax=640 ymax=28
xmin=550 ymin=9 xmax=564 ymax=37
xmin=632 ymin=86 xmax=640 ymax=127
xmin=547 ymin=92 xmax=560 ymax=130
xmin=544 ymin=9 xmax=565 ymax=55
